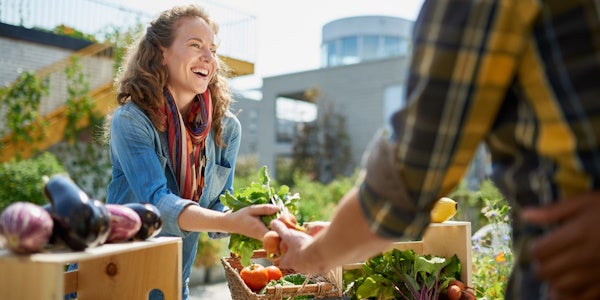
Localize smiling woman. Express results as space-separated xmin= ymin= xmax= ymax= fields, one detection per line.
xmin=62 ymin=4 xmax=279 ymax=300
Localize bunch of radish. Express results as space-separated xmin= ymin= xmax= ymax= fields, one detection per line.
xmin=444 ymin=279 xmax=475 ymax=300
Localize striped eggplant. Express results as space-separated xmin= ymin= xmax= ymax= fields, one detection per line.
xmin=0 ymin=202 xmax=53 ymax=254
xmin=123 ymin=203 xmax=163 ymax=240
xmin=105 ymin=204 xmax=142 ymax=243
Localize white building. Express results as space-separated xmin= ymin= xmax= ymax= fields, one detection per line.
xmin=251 ymin=16 xmax=414 ymax=178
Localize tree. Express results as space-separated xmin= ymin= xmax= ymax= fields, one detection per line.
xmin=291 ymin=100 xmax=352 ymax=183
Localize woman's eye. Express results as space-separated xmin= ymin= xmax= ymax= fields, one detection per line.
xmin=191 ymin=43 xmax=200 ymax=48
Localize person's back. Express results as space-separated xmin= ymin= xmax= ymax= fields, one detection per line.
xmin=375 ymin=0 xmax=600 ymax=298
xmin=404 ymin=0 xmax=600 ymax=298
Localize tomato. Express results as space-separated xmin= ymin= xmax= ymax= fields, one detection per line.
xmin=265 ymin=265 xmax=283 ymax=281
xmin=240 ymin=263 xmax=269 ymax=291
xmin=262 ymin=230 xmax=281 ymax=257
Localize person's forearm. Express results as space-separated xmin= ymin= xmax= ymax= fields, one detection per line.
xmin=304 ymin=188 xmax=393 ymax=273
xmin=177 ymin=204 xmax=232 ymax=233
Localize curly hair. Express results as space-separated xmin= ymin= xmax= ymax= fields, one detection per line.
xmin=114 ymin=4 xmax=232 ymax=147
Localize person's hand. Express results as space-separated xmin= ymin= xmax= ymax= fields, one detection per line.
xmin=270 ymin=218 xmax=322 ymax=274
xmin=304 ymin=221 xmax=330 ymax=236
xmin=228 ymin=204 xmax=278 ymax=240
xmin=522 ymin=191 xmax=600 ymax=300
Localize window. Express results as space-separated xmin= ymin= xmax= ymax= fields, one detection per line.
xmin=383 ymin=84 xmax=406 ymax=131
xmin=362 ymin=35 xmax=380 ymax=61
xmin=340 ymin=36 xmax=359 ymax=65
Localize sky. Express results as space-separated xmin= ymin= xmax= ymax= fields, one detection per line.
xmin=105 ymin=0 xmax=425 ymax=90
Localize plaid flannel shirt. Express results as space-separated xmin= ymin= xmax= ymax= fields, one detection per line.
xmin=358 ymin=0 xmax=600 ymax=298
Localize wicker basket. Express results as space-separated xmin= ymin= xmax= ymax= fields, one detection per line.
xmin=221 ymin=250 xmax=342 ymax=300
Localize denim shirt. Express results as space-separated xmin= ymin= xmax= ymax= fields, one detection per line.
xmin=106 ymin=101 xmax=240 ymax=299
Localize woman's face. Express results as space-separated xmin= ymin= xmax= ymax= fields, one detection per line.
xmin=162 ymin=16 xmax=217 ymax=101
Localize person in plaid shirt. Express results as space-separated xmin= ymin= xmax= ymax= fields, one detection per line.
xmin=272 ymin=1 xmax=600 ymax=299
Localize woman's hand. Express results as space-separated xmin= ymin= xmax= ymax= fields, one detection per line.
xmin=522 ymin=191 xmax=600 ymax=300
xmin=227 ymin=204 xmax=279 ymax=240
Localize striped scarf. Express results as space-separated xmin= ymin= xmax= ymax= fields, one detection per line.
xmin=161 ymin=88 xmax=212 ymax=202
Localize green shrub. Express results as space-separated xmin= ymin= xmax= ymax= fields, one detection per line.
xmin=284 ymin=171 xmax=358 ymax=223
xmin=0 ymin=152 xmax=66 ymax=212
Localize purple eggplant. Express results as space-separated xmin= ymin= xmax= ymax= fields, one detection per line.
xmin=0 ymin=202 xmax=53 ymax=254
xmin=43 ymin=175 xmax=111 ymax=251
xmin=123 ymin=203 xmax=163 ymax=240
xmin=105 ymin=204 xmax=141 ymax=243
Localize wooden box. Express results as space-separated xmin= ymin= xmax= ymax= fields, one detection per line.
xmin=0 ymin=236 xmax=182 ymax=300
xmin=344 ymin=221 xmax=472 ymax=286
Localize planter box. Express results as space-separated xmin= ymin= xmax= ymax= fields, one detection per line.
xmin=343 ymin=221 xmax=472 ymax=286
xmin=0 ymin=236 xmax=182 ymax=300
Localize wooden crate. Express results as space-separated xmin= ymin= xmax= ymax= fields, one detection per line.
xmin=0 ymin=236 xmax=182 ymax=300
xmin=344 ymin=221 xmax=472 ymax=286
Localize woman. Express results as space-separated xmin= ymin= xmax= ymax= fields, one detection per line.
xmin=105 ymin=4 xmax=277 ymax=299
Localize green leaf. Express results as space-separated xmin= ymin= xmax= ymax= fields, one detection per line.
xmin=356 ymin=274 xmax=395 ymax=299
xmin=223 ymin=166 xmax=302 ymax=266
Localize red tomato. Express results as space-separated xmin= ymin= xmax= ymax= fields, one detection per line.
xmin=265 ymin=265 xmax=283 ymax=281
xmin=240 ymin=263 xmax=269 ymax=291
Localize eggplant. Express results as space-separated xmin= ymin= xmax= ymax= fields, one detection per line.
xmin=123 ymin=203 xmax=163 ymax=240
xmin=0 ymin=202 xmax=53 ymax=254
xmin=42 ymin=203 xmax=59 ymax=245
xmin=105 ymin=204 xmax=141 ymax=243
xmin=43 ymin=175 xmax=111 ymax=251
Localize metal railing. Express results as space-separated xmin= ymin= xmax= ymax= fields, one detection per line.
xmin=0 ymin=0 xmax=256 ymax=63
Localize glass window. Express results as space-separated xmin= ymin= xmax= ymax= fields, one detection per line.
xmin=326 ymin=41 xmax=339 ymax=67
xmin=383 ymin=84 xmax=406 ymax=131
xmin=383 ymin=36 xmax=401 ymax=57
xmin=340 ymin=36 xmax=359 ymax=65
xmin=362 ymin=35 xmax=380 ymax=61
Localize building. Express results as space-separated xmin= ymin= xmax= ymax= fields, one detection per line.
xmin=255 ymin=15 xmax=414 ymax=178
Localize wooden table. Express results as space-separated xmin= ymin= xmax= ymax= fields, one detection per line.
xmin=0 ymin=236 xmax=182 ymax=300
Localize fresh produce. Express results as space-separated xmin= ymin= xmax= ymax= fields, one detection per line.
xmin=240 ymin=263 xmax=270 ymax=291
xmin=44 ymin=175 xmax=111 ymax=251
xmin=343 ymin=248 xmax=461 ymax=300
xmin=263 ymin=273 xmax=313 ymax=291
xmin=220 ymin=166 xmax=302 ymax=266
xmin=430 ymin=197 xmax=458 ymax=223
xmin=105 ymin=204 xmax=142 ymax=243
xmin=444 ymin=279 xmax=475 ymax=300
xmin=265 ymin=265 xmax=283 ymax=281
xmin=0 ymin=202 xmax=53 ymax=254
xmin=262 ymin=230 xmax=282 ymax=257
xmin=123 ymin=203 xmax=163 ymax=240
xmin=41 ymin=203 xmax=59 ymax=245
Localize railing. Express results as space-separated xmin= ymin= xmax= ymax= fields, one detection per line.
xmin=0 ymin=42 xmax=115 ymax=161
xmin=37 ymin=43 xmax=115 ymax=116
xmin=0 ymin=0 xmax=256 ymax=63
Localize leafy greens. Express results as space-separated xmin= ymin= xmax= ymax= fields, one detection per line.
xmin=343 ymin=249 xmax=461 ymax=300
xmin=220 ymin=166 xmax=300 ymax=266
